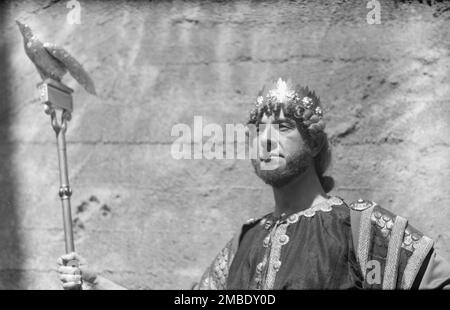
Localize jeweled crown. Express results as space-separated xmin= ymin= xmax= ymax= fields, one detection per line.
xmin=248 ymin=78 xmax=326 ymax=133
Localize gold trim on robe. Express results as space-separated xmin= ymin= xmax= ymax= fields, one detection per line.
xmin=350 ymin=200 xmax=435 ymax=289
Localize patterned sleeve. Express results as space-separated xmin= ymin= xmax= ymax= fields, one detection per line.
xmin=194 ymin=237 xmax=238 ymax=290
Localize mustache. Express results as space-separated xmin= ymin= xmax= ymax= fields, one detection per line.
xmin=259 ymin=151 xmax=284 ymax=162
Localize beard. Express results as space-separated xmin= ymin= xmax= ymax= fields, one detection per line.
xmin=251 ymin=149 xmax=312 ymax=188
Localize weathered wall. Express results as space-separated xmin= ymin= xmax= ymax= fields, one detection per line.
xmin=0 ymin=0 xmax=449 ymax=289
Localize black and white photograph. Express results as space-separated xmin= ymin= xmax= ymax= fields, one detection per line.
xmin=0 ymin=0 xmax=449 ymax=293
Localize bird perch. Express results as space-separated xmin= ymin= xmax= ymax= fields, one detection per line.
xmin=38 ymin=79 xmax=76 ymax=254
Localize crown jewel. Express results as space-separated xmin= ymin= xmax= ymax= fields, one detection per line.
xmin=267 ymin=78 xmax=295 ymax=103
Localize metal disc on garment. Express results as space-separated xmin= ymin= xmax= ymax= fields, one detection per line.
xmin=304 ymin=209 xmax=315 ymax=218
xmin=328 ymin=196 xmax=343 ymax=206
xmin=376 ymin=218 xmax=385 ymax=228
xmin=219 ymin=260 xmax=226 ymax=270
xmin=287 ymin=213 xmax=299 ymax=224
xmin=404 ymin=235 xmax=412 ymax=246
xmin=350 ymin=199 xmax=373 ymax=211
xmin=382 ymin=215 xmax=391 ymax=222
xmin=263 ymin=237 xmax=270 ymax=247
xmin=320 ymin=203 xmax=332 ymax=212
xmin=385 ymin=220 xmax=394 ymax=230
xmin=279 ymin=234 xmax=289 ymax=245
xmin=257 ymin=262 xmax=264 ymax=272
xmin=381 ymin=228 xmax=390 ymax=239
xmin=273 ymin=261 xmax=281 ymax=270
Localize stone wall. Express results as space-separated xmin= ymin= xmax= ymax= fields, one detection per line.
xmin=0 ymin=0 xmax=449 ymax=289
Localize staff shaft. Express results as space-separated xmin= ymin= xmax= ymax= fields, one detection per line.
xmin=56 ymin=126 xmax=75 ymax=253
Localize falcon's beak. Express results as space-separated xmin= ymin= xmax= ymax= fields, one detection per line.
xmin=15 ymin=20 xmax=28 ymax=36
xmin=15 ymin=20 xmax=34 ymax=40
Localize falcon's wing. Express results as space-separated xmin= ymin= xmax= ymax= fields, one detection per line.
xmin=43 ymin=43 xmax=96 ymax=95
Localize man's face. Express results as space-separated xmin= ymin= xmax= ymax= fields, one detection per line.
xmin=250 ymin=113 xmax=314 ymax=187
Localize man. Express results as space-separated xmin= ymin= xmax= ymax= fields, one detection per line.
xmin=58 ymin=78 xmax=450 ymax=289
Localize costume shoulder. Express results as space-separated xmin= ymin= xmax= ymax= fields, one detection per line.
xmin=348 ymin=199 xmax=434 ymax=289
xmin=194 ymin=217 xmax=263 ymax=290
xmin=238 ymin=217 xmax=265 ymax=244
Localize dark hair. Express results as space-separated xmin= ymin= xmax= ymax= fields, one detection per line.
xmin=296 ymin=122 xmax=334 ymax=193
xmin=313 ymin=134 xmax=334 ymax=193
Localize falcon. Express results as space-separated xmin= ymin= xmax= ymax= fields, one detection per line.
xmin=16 ymin=20 xmax=96 ymax=95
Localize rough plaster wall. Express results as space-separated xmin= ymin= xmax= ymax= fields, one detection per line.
xmin=0 ymin=0 xmax=449 ymax=289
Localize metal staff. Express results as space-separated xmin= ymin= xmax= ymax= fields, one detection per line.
xmin=16 ymin=21 xmax=96 ymax=278
xmin=38 ymin=79 xmax=78 ymax=257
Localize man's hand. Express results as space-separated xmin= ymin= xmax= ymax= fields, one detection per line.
xmin=57 ymin=252 xmax=97 ymax=290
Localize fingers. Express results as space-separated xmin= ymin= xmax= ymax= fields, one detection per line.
xmin=62 ymin=281 xmax=82 ymax=290
xmin=57 ymin=252 xmax=84 ymax=266
xmin=59 ymin=269 xmax=82 ymax=290
xmin=58 ymin=266 xmax=81 ymax=275
xmin=61 ymin=252 xmax=81 ymax=263
xmin=60 ymin=274 xmax=81 ymax=283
